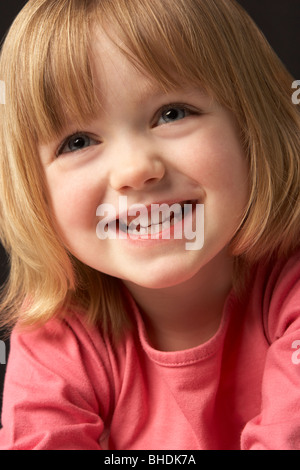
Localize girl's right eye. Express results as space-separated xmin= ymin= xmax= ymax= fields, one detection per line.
xmin=57 ymin=133 xmax=100 ymax=156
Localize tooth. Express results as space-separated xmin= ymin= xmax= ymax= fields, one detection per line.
xmin=184 ymin=203 xmax=193 ymax=216
xmin=119 ymin=220 xmax=128 ymax=232
xmin=173 ymin=204 xmax=183 ymax=216
xmin=150 ymin=224 xmax=161 ymax=234
xmin=151 ymin=204 xmax=180 ymax=225
xmin=150 ymin=212 xmax=161 ymax=225
xmin=119 ymin=215 xmax=128 ymax=225
xmin=138 ymin=214 xmax=150 ymax=227
xmin=162 ymin=220 xmax=170 ymax=230
xmin=172 ymin=213 xmax=183 ymax=225
xmin=127 ymin=224 xmax=139 ymax=235
xmin=173 ymin=212 xmax=182 ymax=224
xmin=130 ymin=219 xmax=140 ymax=227
xmin=150 ymin=212 xmax=158 ymax=225
xmin=139 ymin=227 xmax=148 ymax=235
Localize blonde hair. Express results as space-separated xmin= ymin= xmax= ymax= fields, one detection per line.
xmin=0 ymin=0 xmax=299 ymax=337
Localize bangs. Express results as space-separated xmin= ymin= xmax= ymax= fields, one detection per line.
xmin=1 ymin=0 xmax=100 ymax=144
xmin=39 ymin=6 xmax=98 ymax=140
xmin=97 ymin=0 xmax=219 ymax=93
xmin=3 ymin=0 xmax=294 ymax=147
xmin=3 ymin=0 xmax=226 ymax=147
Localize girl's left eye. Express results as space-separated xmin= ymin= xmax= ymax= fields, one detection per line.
xmin=57 ymin=133 xmax=100 ymax=156
xmin=156 ymin=106 xmax=193 ymax=125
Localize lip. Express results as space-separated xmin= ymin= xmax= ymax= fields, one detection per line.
xmin=96 ymin=196 xmax=203 ymax=245
xmin=116 ymin=198 xmax=198 ymax=225
xmin=116 ymin=199 xmax=199 ymax=244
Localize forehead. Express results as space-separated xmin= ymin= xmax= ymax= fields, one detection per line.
xmin=90 ymin=29 xmax=160 ymax=99
xmin=89 ymin=26 xmax=210 ymax=106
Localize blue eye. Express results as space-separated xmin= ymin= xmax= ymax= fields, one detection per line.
xmin=57 ymin=133 xmax=99 ymax=156
xmin=157 ymin=106 xmax=191 ymax=125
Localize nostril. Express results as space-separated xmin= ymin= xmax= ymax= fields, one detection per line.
xmin=145 ymin=177 xmax=160 ymax=185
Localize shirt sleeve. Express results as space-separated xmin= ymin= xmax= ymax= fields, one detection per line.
xmin=0 ymin=314 xmax=114 ymax=450
xmin=241 ymin=253 xmax=300 ymax=450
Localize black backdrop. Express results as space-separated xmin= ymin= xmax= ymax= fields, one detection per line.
xmin=0 ymin=0 xmax=299 ymax=427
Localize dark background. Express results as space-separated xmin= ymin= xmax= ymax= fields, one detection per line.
xmin=0 ymin=0 xmax=299 ymax=427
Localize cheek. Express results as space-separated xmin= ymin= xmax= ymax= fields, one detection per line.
xmin=46 ymin=172 xmax=104 ymax=234
xmin=187 ymin=124 xmax=248 ymax=197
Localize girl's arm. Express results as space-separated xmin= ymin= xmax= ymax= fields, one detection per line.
xmin=0 ymin=314 xmax=113 ymax=450
xmin=241 ymin=255 xmax=300 ymax=450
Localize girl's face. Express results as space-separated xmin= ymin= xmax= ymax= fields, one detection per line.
xmin=39 ymin=29 xmax=249 ymax=289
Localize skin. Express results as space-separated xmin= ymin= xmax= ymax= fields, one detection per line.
xmin=39 ymin=29 xmax=249 ymax=351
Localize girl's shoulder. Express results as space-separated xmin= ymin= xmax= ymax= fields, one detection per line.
xmin=255 ymin=249 xmax=300 ymax=344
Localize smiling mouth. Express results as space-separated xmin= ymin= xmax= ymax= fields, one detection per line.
xmin=117 ymin=200 xmax=196 ymax=236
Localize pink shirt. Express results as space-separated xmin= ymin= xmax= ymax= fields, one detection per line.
xmin=0 ymin=251 xmax=300 ymax=450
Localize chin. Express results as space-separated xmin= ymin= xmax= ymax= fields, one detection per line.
xmin=123 ymin=262 xmax=203 ymax=290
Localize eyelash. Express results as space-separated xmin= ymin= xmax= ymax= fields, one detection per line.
xmin=56 ymin=133 xmax=100 ymax=157
xmin=56 ymin=104 xmax=199 ymax=156
xmin=155 ymin=103 xmax=198 ymax=125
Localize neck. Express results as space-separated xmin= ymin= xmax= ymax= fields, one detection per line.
xmin=124 ymin=249 xmax=234 ymax=351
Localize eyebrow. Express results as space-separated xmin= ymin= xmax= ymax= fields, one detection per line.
xmin=130 ymin=79 xmax=207 ymax=106
xmin=131 ymin=81 xmax=170 ymax=104
xmin=52 ymin=78 xmax=208 ymax=142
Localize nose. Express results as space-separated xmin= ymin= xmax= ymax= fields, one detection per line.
xmin=109 ymin=138 xmax=165 ymax=191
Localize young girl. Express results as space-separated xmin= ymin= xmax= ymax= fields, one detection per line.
xmin=0 ymin=0 xmax=299 ymax=450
